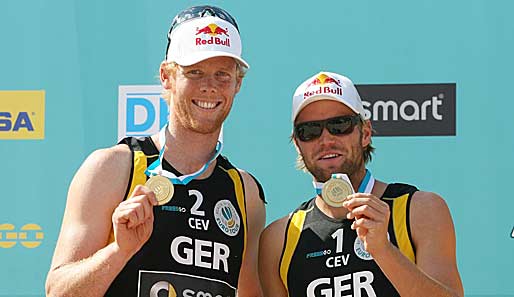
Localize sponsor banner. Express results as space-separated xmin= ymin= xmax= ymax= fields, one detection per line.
xmin=117 ymin=85 xmax=167 ymax=141
xmin=0 ymin=223 xmax=44 ymax=249
xmin=0 ymin=90 xmax=45 ymax=139
xmin=356 ymin=83 xmax=456 ymax=136
xmin=117 ymin=84 xmax=455 ymax=139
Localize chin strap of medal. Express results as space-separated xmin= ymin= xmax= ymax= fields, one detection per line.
xmin=144 ymin=123 xmax=223 ymax=205
xmin=313 ymin=169 xmax=375 ymax=196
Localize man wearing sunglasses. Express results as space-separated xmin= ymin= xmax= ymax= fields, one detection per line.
xmin=259 ymin=71 xmax=463 ymax=296
xmin=46 ymin=5 xmax=265 ymax=297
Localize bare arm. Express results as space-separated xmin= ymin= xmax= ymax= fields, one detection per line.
xmin=258 ymin=217 xmax=289 ymax=297
xmin=236 ymin=171 xmax=266 ymax=297
xmin=345 ymin=191 xmax=464 ymax=297
xmin=45 ymin=145 xmax=157 ymax=296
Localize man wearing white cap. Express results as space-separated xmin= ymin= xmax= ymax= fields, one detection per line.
xmin=259 ymin=71 xmax=463 ymax=296
xmin=46 ymin=6 xmax=265 ymax=296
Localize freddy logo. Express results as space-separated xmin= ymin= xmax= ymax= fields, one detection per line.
xmin=195 ymin=23 xmax=230 ymax=47
xmin=304 ymin=73 xmax=343 ymax=99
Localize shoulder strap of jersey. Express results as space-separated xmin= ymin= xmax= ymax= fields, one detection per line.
xmin=118 ymin=137 xmax=159 ymax=200
xmin=278 ymin=198 xmax=315 ymax=295
xmin=382 ymin=183 xmax=418 ymax=263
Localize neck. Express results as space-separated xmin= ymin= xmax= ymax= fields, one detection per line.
xmin=348 ymin=167 xmax=367 ymax=192
xmin=154 ymin=120 xmax=221 ymax=177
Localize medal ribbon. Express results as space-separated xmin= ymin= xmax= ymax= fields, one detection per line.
xmin=313 ymin=169 xmax=375 ymax=195
xmin=145 ymin=123 xmax=223 ymax=185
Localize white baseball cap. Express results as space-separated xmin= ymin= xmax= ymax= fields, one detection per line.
xmin=292 ymin=71 xmax=365 ymax=122
xmin=165 ymin=6 xmax=249 ymax=69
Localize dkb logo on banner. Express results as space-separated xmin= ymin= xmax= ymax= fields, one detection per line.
xmin=118 ymin=85 xmax=168 ymax=140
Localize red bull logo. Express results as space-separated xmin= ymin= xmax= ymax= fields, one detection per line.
xmin=307 ymin=73 xmax=342 ymax=87
xmin=304 ymin=73 xmax=343 ymax=99
xmin=195 ymin=23 xmax=231 ymax=47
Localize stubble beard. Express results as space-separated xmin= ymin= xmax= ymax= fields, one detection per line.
xmin=174 ymin=101 xmax=230 ymax=135
xmin=304 ymin=141 xmax=365 ymax=183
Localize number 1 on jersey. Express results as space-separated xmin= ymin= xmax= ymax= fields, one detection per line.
xmin=331 ymin=228 xmax=344 ymax=254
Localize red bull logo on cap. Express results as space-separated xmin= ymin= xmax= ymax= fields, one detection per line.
xmin=304 ymin=73 xmax=343 ymax=99
xmin=195 ymin=23 xmax=231 ymax=47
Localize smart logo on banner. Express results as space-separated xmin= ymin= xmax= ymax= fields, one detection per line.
xmin=356 ymin=83 xmax=456 ymax=136
xmin=118 ymin=85 xmax=168 ymax=140
xmin=0 ymin=90 xmax=45 ymax=139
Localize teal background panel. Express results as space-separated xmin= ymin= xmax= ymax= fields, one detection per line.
xmin=0 ymin=0 xmax=513 ymax=295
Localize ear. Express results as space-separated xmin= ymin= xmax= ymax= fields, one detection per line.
xmin=160 ymin=61 xmax=175 ymax=91
xmin=234 ymin=76 xmax=243 ymax=94
xmin=361 ymin=120 xmax=372 ymax=147
xmin=292 ymin=136 xmax=303 ymax=154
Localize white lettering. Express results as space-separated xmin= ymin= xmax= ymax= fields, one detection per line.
xmin=326 ymin=254 xmax=350 ymax=268
xmin=170 ymin=236 xmax=193 ymax=265
xmin=189 ymin=190 xmax=205 ymax=216
xmin=399 ymin=100 xmax=419 ymax=121
xmin=372 ymin=100 xmax=398 ymax=121
xmin=432 ymin=95 xmax=443 ymax=120
xmin=195 ymin=239 xmax=212 ymax=269
xmin=307 ymin=278 xmax=332 ymax=297
xmin=306 ymin=271 xmax=376 ymax=297
xmin=183 ymin=289 xmax=223 ymax=297
xmin=331 ymin=228 xmax=344 ymax=253
xmin=334 ymin=273 xmax=352 ymax=297
xmin=188 ymin=217 xmax=210 ymax=230
xmin=353 ymin=271 xmax=375 ymax=297
xmin=362 ymin=95 xmax=444 ymax=122
xmin=213 ymin=242 xmax=229 ymax=272
xmin=170 ymin=236 xmax=230 ymax=273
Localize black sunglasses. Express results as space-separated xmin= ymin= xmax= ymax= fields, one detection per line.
xmin=165 ymin=5 xmax=239 ymax=60
xmin=294 ymin=115 xmax=361 ymax=142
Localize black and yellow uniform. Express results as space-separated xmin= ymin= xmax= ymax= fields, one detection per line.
xmin=280 ymin=183 xmax=417 ymax=297
xmin=106 ymin=137 xmax=264 ymax=297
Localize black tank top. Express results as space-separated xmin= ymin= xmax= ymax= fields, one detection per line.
xmin=280 ymin=183 xmax=418 ymax=297
xmin=105 ymin=137 xmax=251 ymax=297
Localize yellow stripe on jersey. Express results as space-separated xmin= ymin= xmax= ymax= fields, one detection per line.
xmin=280 ymin=209 xmax=309 ymax=295
xmin=109 ymin=150 xmax=149 ymax=244
xmin=225 ymin=169 xmax=248 ymax=263
xmin=126 ymin=151 xmax=149 ymax=199
xmin=390 ymin=193 xmax=415 ymax=263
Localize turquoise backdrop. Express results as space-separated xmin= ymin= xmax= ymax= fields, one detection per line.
xmin=1 ymin=0 xmax=513 ymax=296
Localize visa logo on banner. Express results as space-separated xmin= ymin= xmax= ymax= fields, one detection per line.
xmin=118 ymin=85 xmax=169 ymax=141
xmin=0 ymin=90 xmax=45 ymax=139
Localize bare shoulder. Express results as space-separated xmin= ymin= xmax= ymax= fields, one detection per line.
xmin=50 ymin=144 xmax=133 ymax=268
xmin=259 ymin=216 xmax=290 ymax=296
xmin=409 ymin=190 xmax=455 ymax=247
xmin=410 ymin=191 xmax=452 ymax=222
xmin=237 ymin=169 xmax=264 ymax=201
xmin=237 ymin=169 xmax=266 ymax=215
xmin=261 ymin=216 xmax=289 ymax=251
xmin=75 ymin=144 xmax=131 ymax=193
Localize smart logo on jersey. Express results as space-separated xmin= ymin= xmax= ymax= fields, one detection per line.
xmin=214 ymin=200 xmax=240 ymax=236
xmin=140 ymin=270 xmax=236 ymax=297
xmin=0 ymin=223 xmax=44 ymax=248
xmin=150 ymin=281 xmax=177 ymax=297
xmin=304 ymin=73 xmax=343 ymax=99
xmin=0 ymin=90 xmax=45 ymax=139
xmin=118 ymin=85 xmax=168 ymax=140
xmin=195 ymin=23 xmax=231 ymax=47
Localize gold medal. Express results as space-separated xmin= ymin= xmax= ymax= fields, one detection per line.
xmin=322 ymin=178 xmax=353 ymax=207
xmin=145 ymin=175 xmax=174 ymax=206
